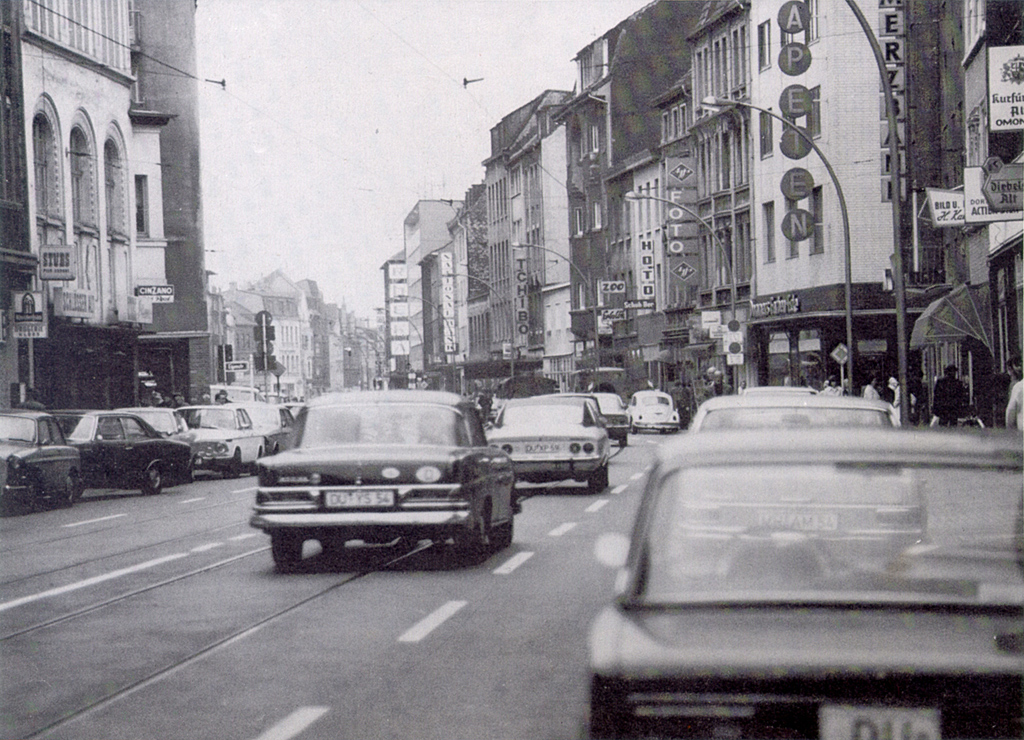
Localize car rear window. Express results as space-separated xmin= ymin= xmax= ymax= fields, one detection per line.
xmin=699 ymin=407 xmax=891 ymax=430
xmin=501 ymin=403 xmax=585 ymax=427
xmin=0 ymin=415 xmax=36 ymax=443
xmin=637 ymin=463 xmax=1022 ymax=607
xmin=301 ymin=404 xmax=464 ymax=447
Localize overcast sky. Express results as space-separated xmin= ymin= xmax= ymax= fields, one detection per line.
xmin=195 ymin=0 xmax=653 ymax=318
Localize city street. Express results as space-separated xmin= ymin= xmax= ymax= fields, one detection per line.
xmin=0 ymin=435 xmax=664 ymax=740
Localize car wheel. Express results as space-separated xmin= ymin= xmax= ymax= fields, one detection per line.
xmin=453 ymin=505 xmax=491 ymax=564
xmin=490 ymin=517 xmax=514 ymax=552
xmin=618 ymin=436 xmax=628 ymax=448
xmin=270 ymin=532 xmax=303 ymax=572
xmin=226 ymin=449 xmax=243 ymax=478
xmin=60 ymin=471 xmax=77 ymax=508
xmin=141 ymin=464 xmax=163 ymax=496
xmin=588 ymin=464 xmax=609 ymax=494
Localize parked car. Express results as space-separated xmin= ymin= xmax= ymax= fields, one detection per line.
xmin=627 ymin=389 xmax=681 ymax=433
xmin=587 ymin=428 xmax=1022 ymax=739
xmin=177 ymin=404 xmax=265 ymax=478
xmin=251 ymin=390 xmax=516 ymax=572
xmin=0 ymin=410 xmax=82 ymax=512
xmin=116 ymin=406 xmax=197 ymax=479
xmin=561 ymin=392 xmax=630 ymax=448
xmin=235 ymin=402 xmax=296 ymax=454
xmin=51 ymin=410 xmax=192 ymax=495
xmin=689 ymin=392 xmax=899 ymax=431
xmin=487 ymin=394 xmax=611 ymax=493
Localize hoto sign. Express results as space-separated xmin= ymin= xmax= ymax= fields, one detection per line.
xmin=135 ymin=285 xmax=175 ymax=303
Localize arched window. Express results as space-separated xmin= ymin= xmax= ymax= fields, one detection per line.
xmin=70 ymin=127 xmax=96 ymax=229
xmin=104 ymin=139 xmax=126 ymax=238
xmin=32 ymin=113 xmax=64 ymax=248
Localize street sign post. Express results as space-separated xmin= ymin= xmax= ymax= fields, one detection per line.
xmin=225 ymin=360 xmax=250 ymax=373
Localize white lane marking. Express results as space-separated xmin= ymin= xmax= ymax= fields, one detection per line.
xmin=190 ymin=542 xmax=225 ymax=553
xmin=62 ymin=514 xmax=127 ymax=528
xmin=629 ymin=472 xmax=644 ymax=481
xmin=610 ymin=484 xmax=628 ymax=495
xmin=585 ymin=499 xmax=609 ymax=513
xmin=233 ymin=486 xmax=257 ymax=494
xmin=398 ymin=600 xmax=467 ymax=643
xmin=548 ymin=522 xmax=578 ymax=537
xmin=229 ymin=533 xmax=261 ymax=541
xmin=493 ymin=551 xmax=534 ymax=575
xmin=0 ymin=553 xmax=188 ymax=613
xmin=251 ymin=707 xmax=330 ymax=740
xmin=178 ymin=497 xmax=206 ymax=504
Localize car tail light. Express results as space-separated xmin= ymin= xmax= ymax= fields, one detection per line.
xmin=583 ymin=443 xmax=595 ymax=453
xmin=501 ymin=444 xmax=513 ymax=454
xmin=570 ymin=443 xmax=582 ymax=454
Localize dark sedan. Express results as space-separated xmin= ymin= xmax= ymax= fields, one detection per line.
xmin=251 ymin=390 xmax=517 ymax=572
xmin=587 ymin=428 xmax=1022 ymax=739
xmin=52 ymin=410 xmax=193 ymax=496
xmin=0 ymin=410 xmax=82 ymax=513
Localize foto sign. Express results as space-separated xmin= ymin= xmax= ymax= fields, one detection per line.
xmin=135 ymin=285 xmax=174 ymax=303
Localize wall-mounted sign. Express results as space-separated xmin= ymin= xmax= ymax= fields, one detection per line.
xmin=964 ymin=166 xmax=1023 ymax=223
xmin=53 ymin=287 xmax=96 ymax=319
xmin=925 ymin=188 xmax=965 ymax=227
xmin=751 ymin=293 xmax=801 ymax=320
xmin=513 ymin=247 xmax=529 ymax=340
xmin=135 ymin=285 xmax=175 ymax=303
xmin=624 ymin=300 xmax=655 ymax=310
xmin=40 ymin=245 xmax=75 ymax=281
xmin=600 ymin=281 xmax=626 ymax=293
xmin=981 ymin=157 xmax=1023 ymax=213
xmin=12 ymin=292 xmax=47 ymax=339
xmin=988 ymin=46 xmax=1024 ymax=133
xmin=440 ymin=252 xmax=456 ymax=353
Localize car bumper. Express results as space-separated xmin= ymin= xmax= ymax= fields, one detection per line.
xmin=250 ymin=508 xmax=473 ymax=540
xmin=511 ymin=457 xmax=604 ymax=482
xmin=193 ymin=452 xmax=235 ymax=469
xmin=631 ymin=420 xmax=678 ymax=431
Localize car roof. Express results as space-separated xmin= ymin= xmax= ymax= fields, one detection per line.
xmin=1 ymin=409 xmax=53 ymax=419
xmin=740 ymin=385 xmax=818 ymax=395
xmin=695 ymin=394 xmax=892 ymax=411
xmin=632 ymin=389 xmax=670 ymax=396
xmin=115 ymin=407 xmax=178 ymax=413
xmin=505 ymin=394 xmax=595 ymax=406
xmin=306 ymin=390 xmax=466 ymax=408
xmin=656 ymin=428 xmax=1022 ymax=470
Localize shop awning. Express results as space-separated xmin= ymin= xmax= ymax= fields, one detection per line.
xmin=909 ymin=283 xmax=993 ymax=354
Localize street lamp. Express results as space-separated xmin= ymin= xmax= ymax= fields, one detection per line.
xmin=702 ymin=95 xmax=855 ymax=393
xmin=510 ymin=242 xmax=604 ymax=370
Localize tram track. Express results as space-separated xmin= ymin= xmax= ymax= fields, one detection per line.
xmin=17 ymin=539 xmax=437 ymax=739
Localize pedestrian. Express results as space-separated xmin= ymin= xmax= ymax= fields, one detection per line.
xmin=201 ymin=392 xmax=212 ymax=405
xmin=172 ymin=392 xmax=186 ymax=408
xmin=1005 ymin=376 xmax=1023 ymax=429
xmin=821 ymin=375 xmax=843 ymax=396
xmin=215 ymin=390 xmax=229 ymax=404
xmin=887 ymin=377 xmax=902 ymax=425
xmin=932 ymin=364 xmax=968 ymax=426
xmin=862 ymin=376 xmax=882 ymax=401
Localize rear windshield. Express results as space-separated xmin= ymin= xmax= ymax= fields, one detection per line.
xmin=181 ymin=408 xmax=237 ymax=430
xmin=301 ymin=404 xmax=464 ymax=447
xmin=699 ymin=406 xmax=891 ymax=430
xmin=131 ymin=410 xmax=177 ymax=435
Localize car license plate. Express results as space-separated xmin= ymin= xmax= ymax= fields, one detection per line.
xmin=523 ymin=442 xmax=561 ymax=453
xmin=819 ymin=705 xmax=939 ymax=740
xmin=324 ymin=489 xmax=394 ymax=508
xmin=756 ymin=509 xmax=838 ymax=531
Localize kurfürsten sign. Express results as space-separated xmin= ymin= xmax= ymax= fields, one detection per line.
xmin=135 ymin=285 xmax=175 ymax=303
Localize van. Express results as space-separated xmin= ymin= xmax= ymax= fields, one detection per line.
xmin=209 ymin=384 xmax=266 ymax=403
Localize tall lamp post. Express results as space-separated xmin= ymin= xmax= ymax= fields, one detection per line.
xmin=623 ymin=190 xmax=739 ymax=390
xmin=702 ymin=95 xmax=855 ymax=394
xmin=510 ymin=243 xmax=603 ymax=371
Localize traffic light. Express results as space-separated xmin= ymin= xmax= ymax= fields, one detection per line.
xmin=253 ymin=311 xmax=276 ymax=372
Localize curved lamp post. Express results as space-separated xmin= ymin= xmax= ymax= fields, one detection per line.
xmin=510 ymin=242 xmax=603 ymax=369
xmin=702 ymin=95 xmax=855 ymax=392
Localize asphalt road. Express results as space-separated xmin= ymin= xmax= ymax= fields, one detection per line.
xmin=0 ymin=434 xmax=668 ymax=740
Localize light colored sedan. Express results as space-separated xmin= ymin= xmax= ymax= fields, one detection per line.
xmin=487 ymin=394 xmax=611 ymax=494
xmin=235 ymin=403 xmax=297 ymax=455
xmin=627 ymin=389 xmax=681 ymax=434
xmin=177 ymin=404 xmax=265 ymax=477
xmin=689 ymin=393 xmax=899 ymax=431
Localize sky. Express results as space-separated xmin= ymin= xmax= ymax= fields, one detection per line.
xmin=195 ymin=0 xmax=653 ymax=318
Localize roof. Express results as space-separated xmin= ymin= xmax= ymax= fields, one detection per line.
xmin=306 ymin=390 xmax=466 ymax=408
xmin=657 ymin=428 xmax=1023 ymax=470
xmin=696 ymin=394 xmax=893 ymax=412
xmin=1 ymin=409 xmax=53 ymax=419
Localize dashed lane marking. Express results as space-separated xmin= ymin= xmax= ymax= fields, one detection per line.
xmin=629 ymin=472 xmax=644 ymax=481
xmin=493 ymin=551 xmax=534 ymax=575
xmin=548 ymin=522 xmax=577 ymax=537
xmin=250 ymin=707 xmax=330 ymax=740
xmin=179 ymin=497 xmax=206 ymax=504
xmin=232 ymin=486 xmax=257 ymax=494
xmin=190 ymin=542 xmax=225 ymax=553
xmin=62 ymin=514 xmax=127 ymax=528
xmin=229 ymin=533 xmax=261 ymax=541
xmin=0 ymin=553 xmax=189 ymax=613
xmin=610 ymin=484 xmax=628 ymax=495
xmin=585 ymin=499 xmax=609 ymax=513
xmin=398 ymin=600 xmax=467 ymax=643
